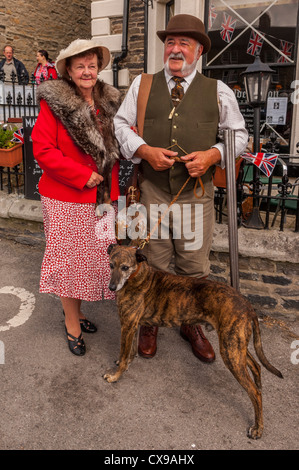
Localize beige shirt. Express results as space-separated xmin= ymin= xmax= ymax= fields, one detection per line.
xmin=2 ymin=61 xmax=17 ymax=82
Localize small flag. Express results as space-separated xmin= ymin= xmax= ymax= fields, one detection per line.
xmin=247 ymin=30 xmax=264 ymax=56
xmin=11 ymin=127 xmax=24 ymax=144
xmin=277 ymin=40 xmax=293 ymax=63
xmin=242 ymin=152 xmax=278 ymax=177
xmin=220 ymin=13 xmax=237 ymax=43
xmin=209 ymin=4 xmax=218 ymax=29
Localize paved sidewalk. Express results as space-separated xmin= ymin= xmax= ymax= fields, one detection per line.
xmin=0 ymin=238 xmax=298 ymax=450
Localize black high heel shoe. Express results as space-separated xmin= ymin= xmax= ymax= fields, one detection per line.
xmin=79 ymin=318 xmax=97 ymax=333
xmin=65 ymin=327 xmax=86 ymax=356
xmin=62 ymin=310 xmax=97 ymax=333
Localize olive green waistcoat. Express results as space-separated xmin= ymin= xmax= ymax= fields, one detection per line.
xmin=141 ymin=70 xmax=219 ymax=194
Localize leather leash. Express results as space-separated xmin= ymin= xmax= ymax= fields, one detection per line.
xmin=138 ymin=143 xmax=205 ymax=250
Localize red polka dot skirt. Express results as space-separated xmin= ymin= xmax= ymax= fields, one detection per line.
xmin=40 ymin=196 xmax=116 ymax=301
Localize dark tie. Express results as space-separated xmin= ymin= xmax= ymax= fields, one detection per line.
xmin=171 ymin=77 xmax=184 ymax=107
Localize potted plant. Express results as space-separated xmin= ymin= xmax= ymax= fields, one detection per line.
xmin=0 ymin=125 xmax=23 ymax=168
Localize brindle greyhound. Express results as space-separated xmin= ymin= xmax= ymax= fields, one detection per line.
xmin=104 ymin=244 xmax=283 ymax=439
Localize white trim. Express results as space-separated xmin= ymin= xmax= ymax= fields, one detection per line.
xmin=92 ymin=33 xmax=123 ymax=52
xmin=91 ymin=18 xmax=110 ymax=37
xmin=99 ymin=68 xmax=130 ymax=86
xmin=91 ymin=0 xmax=130 ymax=86
xmin=91 ymin=0 xmax=124 ymax=18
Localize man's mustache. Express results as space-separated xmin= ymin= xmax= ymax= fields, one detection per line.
xmin=168 ymin=52 xmax=185 ymax=60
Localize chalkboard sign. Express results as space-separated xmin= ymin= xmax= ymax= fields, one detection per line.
xmin=119 ymin=160 xmax=134 ymax=195
xmin=23 ymin=116 xmax=41 ymax=200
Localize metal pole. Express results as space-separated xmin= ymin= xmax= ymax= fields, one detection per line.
xmin=224 ymin=129 xmax=240 ymax=291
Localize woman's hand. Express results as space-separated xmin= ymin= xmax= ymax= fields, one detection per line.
xmin=85 ymin=171 xmax=104 ymax=188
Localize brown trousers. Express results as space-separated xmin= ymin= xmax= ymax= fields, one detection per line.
xmin=139 ymin=177 xmax=215 ymax=278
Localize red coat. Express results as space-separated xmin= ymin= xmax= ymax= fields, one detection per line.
xmin=32 ymin=99 xmax=120 ymax=203
xmin=33 ymin=63 xmax=58 ymax=83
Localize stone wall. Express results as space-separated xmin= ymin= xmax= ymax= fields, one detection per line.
xmin=210 ymin=224 xmax=299 ymax=321
xmin=0 ymin=0 xmax=91 ymax=78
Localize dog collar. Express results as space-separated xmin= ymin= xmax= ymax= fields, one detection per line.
xmin=128 ymin=263 xmax=141 ymax=280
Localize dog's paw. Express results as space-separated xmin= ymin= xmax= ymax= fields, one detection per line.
xmin=103 ymin=372 xmax=118 ymax=383
xmin=247 ymin=425 xmax=263 ymax=439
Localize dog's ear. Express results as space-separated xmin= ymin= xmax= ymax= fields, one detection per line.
xmin=107 ymin=243 xmax=117 ymax=255
xmin=135 ymin=250 xmax=147 ymax=263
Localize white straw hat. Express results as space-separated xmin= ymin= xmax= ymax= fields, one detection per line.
xmin=55 ymin=39 xmax=111 ymax=78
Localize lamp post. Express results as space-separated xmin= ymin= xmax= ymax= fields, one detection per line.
xmin=241 ymin=55 xmax=274 ymax=229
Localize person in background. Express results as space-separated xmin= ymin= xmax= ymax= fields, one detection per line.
xmin=32 ymin=39 xmax=121 ymax=356
xmin=33 ymin=50 xmax=58 ymax=84
xmin=114 ymin=14 xmax=248 ymax=363
xmin=0 ymin=44 xmax=29 ymax=84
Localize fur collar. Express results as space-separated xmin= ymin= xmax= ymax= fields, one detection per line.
xmin=36 ymin=78 xmax=121 ymax=174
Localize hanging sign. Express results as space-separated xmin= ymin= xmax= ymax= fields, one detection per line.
xmin=266 ymin=97 xmax=288 ymax=125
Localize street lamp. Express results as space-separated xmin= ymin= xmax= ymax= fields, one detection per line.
xmin=241 ymin=55 xmax=275 ymax=229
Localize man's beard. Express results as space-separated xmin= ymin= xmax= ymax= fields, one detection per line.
xmin=164 ymin=50 xmax=199 ymax=77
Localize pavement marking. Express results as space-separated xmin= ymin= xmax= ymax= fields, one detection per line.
xmin=0 ymin=286 xmax=36 ymax=332
xmin=0 ymin=340 xmax=4 ymax=364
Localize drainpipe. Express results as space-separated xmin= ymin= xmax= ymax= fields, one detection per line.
xmin=144 ymin=0 xmax=148 ymax=73
xmin=113 ymin=0 xmax=130 ymax=88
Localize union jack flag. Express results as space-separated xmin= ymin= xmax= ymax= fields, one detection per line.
xmin=220 ymin=13 xmax=237 ymax=43
xmin=209 ymin=4 xmax=218 ymax=29
xmin=247 ymin=30 xmax=264 ymax=56
xmin=242 ymin=152 xmax=278 ymax=177
xmin=11 ymin=127 xmax=24 ymax=144
xmin=277 ymin=40 xmax=293 ymax=63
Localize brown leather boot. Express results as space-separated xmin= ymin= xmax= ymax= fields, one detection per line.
xmin=138 ymin=326 xmax=158 ymax=358
xmin=180 ymin=324 xmax=215 ymax=363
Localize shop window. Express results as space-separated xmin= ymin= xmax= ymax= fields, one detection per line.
xmin=203 ymin=0 xmax=298 ymax=152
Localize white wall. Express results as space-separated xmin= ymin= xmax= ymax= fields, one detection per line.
xmin=91 ymin=0 xmax=129 ymax=86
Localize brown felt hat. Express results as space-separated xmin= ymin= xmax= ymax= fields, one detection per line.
xmin=157 ymin=14 xmax=211 ymax=54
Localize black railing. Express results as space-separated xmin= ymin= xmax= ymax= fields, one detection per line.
xmin=0 ymin=72 xmax=41 ymax=121
xmin=215 ymin=156 xmax=299 ymax=232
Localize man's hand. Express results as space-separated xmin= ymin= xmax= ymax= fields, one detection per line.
xmin=180 ymin=148 xmax=221 ymax=178
xmin=135 ymin=144 xmax=177 ymax=171
xmin=85 ymin=171 xmax=104 ymax=188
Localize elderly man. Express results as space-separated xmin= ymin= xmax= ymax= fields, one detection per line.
xmin=0 ymin=45 xmax=29 ymax=84
xmin=114 ymin=14 xmax=248 ymax=362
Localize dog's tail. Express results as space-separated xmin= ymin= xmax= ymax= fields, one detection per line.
xmin=252 ymin=317 xmax=283 ymax=379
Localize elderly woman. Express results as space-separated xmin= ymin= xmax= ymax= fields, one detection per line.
xmin=32 ymin=39 xmax=121 ymax=356
xmin=33 ymin=50 xmax=57 ymax=84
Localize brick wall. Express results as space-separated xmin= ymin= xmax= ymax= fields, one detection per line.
xmin=0 ymin=0 xmax=91 ymax=79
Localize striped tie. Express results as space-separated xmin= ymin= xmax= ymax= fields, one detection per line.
xmin=171 ymin=77 xmax=184 ymax=107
